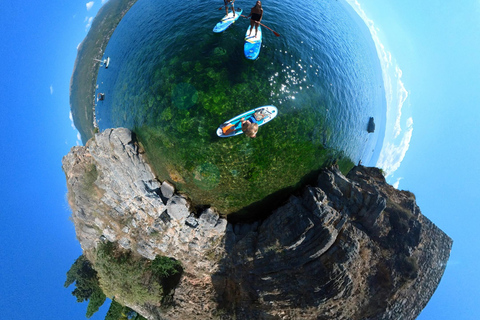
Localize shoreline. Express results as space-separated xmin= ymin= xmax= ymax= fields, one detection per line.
xmin=69 ymin=0 xmax=138 ymax=144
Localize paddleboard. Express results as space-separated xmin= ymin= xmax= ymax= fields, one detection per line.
xmin=244 ymin=25 xmax=262 ymax=60
xmin=216 ymin=105 xmax=278 ymax=137
xmin=213 ymin=9 xmax=243 ymax=33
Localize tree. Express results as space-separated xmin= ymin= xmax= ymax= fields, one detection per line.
xmin=94 ymin=241 xmax=164 ymax=306
xmin=85 ymin=287 xmax=107 ymax=318
xmin=65 ymin=255 xmax=106 ymax=318
xmin=104 ymin=300 xmax=125 ymax=320
xmin=105 ymin=299 xmax=147 ymax=320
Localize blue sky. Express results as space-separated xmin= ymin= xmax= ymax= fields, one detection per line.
xmin=346 ymin=0 xmax=480 ymax=319
xmin=0 ymin=0 xmax=478 ymax=319
xmin=0 ymin=1 xmax=110 ymax=318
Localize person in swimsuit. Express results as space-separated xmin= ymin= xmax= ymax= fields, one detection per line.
xmin=247 ymin=1 xmax=263 ymax=37
xmin=241 ymin=117 xmax=259 ymax=138
xmin=224 ymin=0 xmax=236 ymax=18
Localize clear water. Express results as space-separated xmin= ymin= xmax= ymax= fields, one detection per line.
xmin=95 ymin=0 xmax=386 ymax=216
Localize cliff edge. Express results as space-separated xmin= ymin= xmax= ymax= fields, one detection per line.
xmin=62 ymin=128 xmax=452 ymax=320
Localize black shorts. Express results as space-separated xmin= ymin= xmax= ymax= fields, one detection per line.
xmin=251 ymin=13 xmax=261 ymax=21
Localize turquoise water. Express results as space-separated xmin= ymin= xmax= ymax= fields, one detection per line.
xmin=95 ymin=0 xmax=386 ymax=215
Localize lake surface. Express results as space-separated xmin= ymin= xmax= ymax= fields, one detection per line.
xmin=95 ymin=0 xmax=386 ymax=215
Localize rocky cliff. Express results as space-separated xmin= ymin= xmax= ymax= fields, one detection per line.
xmin=62 ymin=128 xmax=452 ymax=320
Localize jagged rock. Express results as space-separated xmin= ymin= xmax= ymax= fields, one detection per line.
xmin=161 ymin=181 xmax=175 ymax=199
xmin=185 ymin=216 xmax=199 ymax=228
xmin=198 ymin=207 xmax=220 ymax=229
xmin=166 ymin=195 xmax=190 ymax=221
xmin=63 ymin=128 xmax=452 ymax=320
xmin=119 ymin=237 xmax=131 ymax=250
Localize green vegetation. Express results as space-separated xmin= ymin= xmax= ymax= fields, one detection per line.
xmin=150 ymin=256 xmax=182 ymax=278
xmin=64 ymin=255 xmax=106 ymax=318
xmin=87 ymin=289 xmax=108 ymax=318
xmin=66 ymin=248 xmax=182 ymax=319
xmin=105 ymin=300 xmax=147 ymax=320
xmin=70 ymin=0 xmax=138 ymax=143
xmin=105 ymin=300 xmax=124 ymax=320
xmin=94 ymin=241 xmax=182 ymax=306
xmin=94 ymin=242 xmax=162 ymax=305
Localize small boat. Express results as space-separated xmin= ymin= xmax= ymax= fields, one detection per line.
xmin=94 ymin=57 xmax=110 ymax=68
xmin=216 ymin=105 xmax=278 ymax=137
xmin=97 ymin=93 xmax=105 ymax=101
xmin=367 ymin=117 xmax=375 ymax=133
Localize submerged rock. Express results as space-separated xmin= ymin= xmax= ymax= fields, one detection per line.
xmin=213 ymin=47 xmax=227 ymax=56
xmin=63 ymin=128 xmax=452 ymax=320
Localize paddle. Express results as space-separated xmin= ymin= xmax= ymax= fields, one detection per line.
xmin=240 ymin=14 xmax=280 ymax=37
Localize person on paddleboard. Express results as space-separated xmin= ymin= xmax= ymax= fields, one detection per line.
xmin=247 ymin=1 xmax=263 ymax=37
xmin=224 ymin=0 xmax=236 ymax=18
xmin=241 ymin=117 xmax=259 ymax=138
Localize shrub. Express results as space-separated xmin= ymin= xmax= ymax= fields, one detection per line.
xmin=94 ymin=242 xmax=163 ymax=305
xmin=150 ymin=256 xmax=182 ymax=278
xmin=94 ymin=242 xmax=182 ymax=307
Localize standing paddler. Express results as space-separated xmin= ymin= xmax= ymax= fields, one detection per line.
xmin=247 ymin=1 xmax=263 ymax=37
xmin=224 ymin=0 xmax=236 ymax=18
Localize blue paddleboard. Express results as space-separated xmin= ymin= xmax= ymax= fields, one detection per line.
xmin=216 ymin=105 xmax=278 ymax=137
xmin=213 ymin=9 xmax=243 ymax=33
xmin=244 ymin=25 xmax=262 ymax=60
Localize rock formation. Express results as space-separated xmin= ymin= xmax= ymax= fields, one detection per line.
xmin=62 ymin=128 xmax=452 ymax=320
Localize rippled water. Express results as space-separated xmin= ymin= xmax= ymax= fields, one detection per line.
xmin=94 ymin=0 xmax=386 ymax=215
